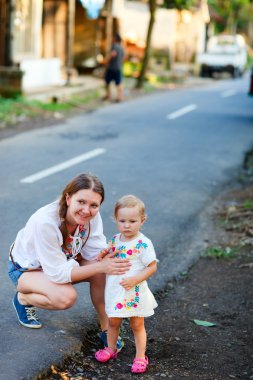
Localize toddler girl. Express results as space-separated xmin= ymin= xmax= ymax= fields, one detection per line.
xmin=95 ymin=194 xmax=158 ymax=373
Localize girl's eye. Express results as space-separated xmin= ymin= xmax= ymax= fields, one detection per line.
xmin=79 ymin=201 xmax=85 ymax=205
xmin=91 ymin=204 xmax=98 ymax=209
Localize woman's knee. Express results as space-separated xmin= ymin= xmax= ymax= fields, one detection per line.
xmin=52 ymin=287 xmax=78 ymax=309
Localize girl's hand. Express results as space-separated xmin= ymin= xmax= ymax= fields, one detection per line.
xmin=120 ymin=276 xmax=138 ymax=291
xmin=100 ymin=255 xmax=131 ymax=275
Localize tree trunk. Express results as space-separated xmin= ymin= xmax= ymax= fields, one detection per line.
xmin=135 ymin=0 xmax=156 ymax=89
xmin=66 ymin=0 xmax=76 ymax=85
xmin=105 ymin=0 xmax=113 ymax=58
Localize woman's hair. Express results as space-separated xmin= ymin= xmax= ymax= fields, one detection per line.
xmin=114 ymin=194 xmax=147 ymax=221
xmin=59 ymin=173 xmax=104 ymax=248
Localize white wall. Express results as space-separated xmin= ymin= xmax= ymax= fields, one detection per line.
xmin=20 ymin=58 xmax=63 ymax=90
xmin=12 ymin=0 xmax=63 ymax=90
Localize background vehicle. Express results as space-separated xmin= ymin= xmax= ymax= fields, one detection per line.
xmin=197 ymin=34 xmax=247 ymax=78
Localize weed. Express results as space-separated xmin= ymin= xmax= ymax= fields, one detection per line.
xmin=0 ymin=89 xmax=102 ymax=127
xmin=243 ymin=200 xmax=253 ymax=209
xmin=202 ymin=245 xmax=239 ymax=259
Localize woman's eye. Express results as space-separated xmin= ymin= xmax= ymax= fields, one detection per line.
xmin=92 ymin=204 xmax=98 ymax=209
xmin=79 ymin=201 xmax=85 ymax=205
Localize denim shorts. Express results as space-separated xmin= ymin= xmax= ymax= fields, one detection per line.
xmin=105 ymin=69 xmax=122 ymax=85
xmin=8 ymin=260 xmax=27 ymax=287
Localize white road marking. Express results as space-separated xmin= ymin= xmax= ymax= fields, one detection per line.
xmin=221 ymin=89 xmax=237 ymax=98
xmin=20 ymin=148 xmax=106 ymax=184
xmin=167 ymin=104 xmax=197 ymax=120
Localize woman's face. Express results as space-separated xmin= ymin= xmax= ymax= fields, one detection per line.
xmin=65 ymin=189 xmax=102 ymax=228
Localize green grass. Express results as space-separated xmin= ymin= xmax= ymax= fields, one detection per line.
xmin=202 ymin=245 xmax=239 ymax=259
xmin=243 ymin=200 xmax=253 ymax=209
xmin=0 ymin=89 xmax=102 ymax=127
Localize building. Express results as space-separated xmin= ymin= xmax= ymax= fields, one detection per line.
xmin=0 ymin=0 xmax=209 ymax=96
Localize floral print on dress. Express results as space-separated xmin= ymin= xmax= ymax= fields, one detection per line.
xmin=108 ymin=237 xmax=151 ymax=311
xmin=109 ymin=237 xmax=148 ymax=261
xmin=105 ymin=233 xmax=157 ymax=317
xmin=62 ymin=225 xmax=88 ymax=260
xmin=115 ymin=285 xmax=140 ymax=311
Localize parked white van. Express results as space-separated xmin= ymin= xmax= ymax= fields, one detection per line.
xmin=197 ymin=34 xmax=247 ymax=78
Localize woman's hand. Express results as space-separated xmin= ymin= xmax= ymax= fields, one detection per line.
xmin=96 ymin=248 xmax=111 ymax=261
xmin=96 ymin=243 xmax=115 ymax=261
xmin=100 ymin=254 xmax=131 ymax=275
xmin=120 ymin=276 xmax=138 ymax=291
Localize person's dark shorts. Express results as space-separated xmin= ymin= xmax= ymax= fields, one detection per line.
xmin=8 ymin=260 xmax=27 ymax=287
xmin=105 ymin=69 xmax=122 ymax=85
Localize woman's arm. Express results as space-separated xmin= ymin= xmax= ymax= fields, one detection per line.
xmin=71 ymin=254 xmax=131 ymax=283
xmin=120 ymin=261 xmax=157 ymax=291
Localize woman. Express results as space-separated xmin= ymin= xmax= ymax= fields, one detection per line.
xmin=8 ymin=173 xmax=130 ymax=348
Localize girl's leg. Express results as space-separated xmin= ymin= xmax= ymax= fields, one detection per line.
xmin=18 ymin=271 xmax=77 ymax=310
xmin=107 ymin=317 xmax=122 ymax=350
xmin=130 ymin=317 xmax=146 ymax=358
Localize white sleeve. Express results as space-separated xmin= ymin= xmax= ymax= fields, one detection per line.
xmin=34 ymin=221 xmax=79 ymax=283
xmin=139 ymin=239 xmax=157 ymax=267
xmin=81 ymin=212 xmax=107 ymax=261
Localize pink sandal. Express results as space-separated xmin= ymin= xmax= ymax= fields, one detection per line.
xmin=95 ymin=347 xmax=117 ymax=363
xmin=131 ymin=356 xmax=149 ymax=373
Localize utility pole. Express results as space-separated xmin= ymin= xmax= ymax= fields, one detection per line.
xmin=66 ymin=0 xmax=75 ymax=85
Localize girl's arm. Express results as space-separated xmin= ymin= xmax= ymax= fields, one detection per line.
xmin=120 ymin=261 xmax=157 ymax=291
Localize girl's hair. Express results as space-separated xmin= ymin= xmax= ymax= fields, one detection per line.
xmin=59 ymin=173 xmax=104 ymax=248
xmin=114 ymin=194 xmax=147 ymax=220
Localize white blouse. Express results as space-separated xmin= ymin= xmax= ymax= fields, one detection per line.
xmin=10 ymin=200 xmax=107 ymax=283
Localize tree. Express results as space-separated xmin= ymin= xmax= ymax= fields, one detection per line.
xmin=136 ymin=0 xmax=156 ymax=89
xmin=208 ymin=0 xmax=252 ymax=35
xmin=135 ymin=0 xmax=195 ymax=89
xmin=163 ymin=0 xmax=195 ymax=10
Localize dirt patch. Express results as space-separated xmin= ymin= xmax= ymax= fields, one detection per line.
xmin=40 ymin=177 xmax=253 ymax=379
xmin=0 ymin=116 xmax=64 ymax=140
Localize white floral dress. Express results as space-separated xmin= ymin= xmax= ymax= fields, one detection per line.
xmin=105 ymin=233 xmax=158 ymax=318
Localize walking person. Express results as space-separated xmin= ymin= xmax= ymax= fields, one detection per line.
xmin=95 ymin=195 xmax=158 ymax=373
xmin=8 ymin=172 xmax=130 ymax=351
xmin=104 ymin=33 xmax=124 ymax=102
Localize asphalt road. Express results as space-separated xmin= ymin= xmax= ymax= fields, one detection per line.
xmin=0 ymin=74 xmax=252 ymax=379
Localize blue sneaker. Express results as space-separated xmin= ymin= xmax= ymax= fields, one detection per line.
xmin=12 ymin=292 xmax=42 ymax=329
xmin=100 ymin=329 xmax=124 ymax=352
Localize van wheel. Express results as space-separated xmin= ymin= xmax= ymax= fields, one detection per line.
xmin=232 ymin=67 xmax=239 ymax=78
xmin=200 ymin=65 xmax=210 ymax=78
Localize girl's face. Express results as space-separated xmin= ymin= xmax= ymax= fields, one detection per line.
xmin=65 ymin=189 xmax=102 ymax=230
xmin=116 ymin=205 xmax=145 ymax=241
